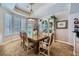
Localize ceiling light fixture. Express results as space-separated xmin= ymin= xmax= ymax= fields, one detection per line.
xmin=28 ymin=3 xmax=35 ymax=21
xmin=29 ymin=3 xmax=34 ymax=17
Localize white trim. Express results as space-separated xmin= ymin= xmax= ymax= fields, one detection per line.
xmin=55 ymin=40 xmax=73 ymax=46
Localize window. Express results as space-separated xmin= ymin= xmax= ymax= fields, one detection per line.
xmin=4 ymin=13 xmax=27 ymax=36
xmin=14 ymin=16 xmax=21 ymax=34
xmin=27 ymin=20 xmax=33 ymax=38
xmin=4 ymin=13 xmax=13 ymax=36
xmin=21 ymin=18 xmax=27 ymax=32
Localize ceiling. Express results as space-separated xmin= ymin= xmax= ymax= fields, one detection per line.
xmin=15 ymin=3 xmax=31 ymax=13
xmin=70 ymin=3 xmax=79 ymax=14
xmin=15 ymin=3 xmax=54 ymax=13
xmin=1 ymin=3 xmax=47 ymax=13
xmin=1 ymin=3 xmax=71 ymax=18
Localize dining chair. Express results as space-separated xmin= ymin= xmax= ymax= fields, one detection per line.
xmin=20 ymin=32 xmax=24 ymax=46
xmin=21 ymin=32 xmax=36 ymax=55
xmin=39 ymin=33 xmax=54 ymax=56
xmin=26 ymin=38 xmax=36 ymax=55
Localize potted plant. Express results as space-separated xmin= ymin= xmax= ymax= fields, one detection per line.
xmin=50 ymin=15 xmax=57 ymax=21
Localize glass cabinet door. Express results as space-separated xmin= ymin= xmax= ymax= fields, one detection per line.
xmin=41 ymin=19 xmax=49 ymax=35
xmin=38 ymin=18 xmax=55 ymax=35
xmin=44 ymin=20 xmax=48 ymax=33
xmin=48 ymin=19 xmax=54 ymax=33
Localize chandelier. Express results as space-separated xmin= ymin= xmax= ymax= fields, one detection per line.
xmin=28 ymin=3 xmax=34 ymax=17
xmin=27 ymin=3 xmax=35 ymax=22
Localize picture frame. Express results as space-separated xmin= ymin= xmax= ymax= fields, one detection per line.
xmin=56 ymin=20 xmax=68 ymax=29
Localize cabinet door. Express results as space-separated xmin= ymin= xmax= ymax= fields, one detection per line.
xmin=48 ymin=19 xmax=54 ymax=33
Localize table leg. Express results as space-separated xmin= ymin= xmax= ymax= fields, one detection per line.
xmin=35 ymin=42 xmax=39 ymax=54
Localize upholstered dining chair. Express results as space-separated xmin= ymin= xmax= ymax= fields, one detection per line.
xmin=39 ymin=33 xmax=54 ymax=56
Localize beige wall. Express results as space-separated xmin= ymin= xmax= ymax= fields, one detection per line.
xmin=55 ymin=11 xmax=70 ymax=44
xmin=0 ymin=7 xmax=4 ymax=43
xmin=56 ymin=29 xmax=68 ymax=42
xmin=0 ymin=7 xmax=4 ymax=33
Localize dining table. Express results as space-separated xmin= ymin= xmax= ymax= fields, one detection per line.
xmin=28 ymin=33 xmax=49 ymax=54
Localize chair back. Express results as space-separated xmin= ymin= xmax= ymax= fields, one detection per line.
xmin=49 ymin=33 xmax=54 ymax=46
xmin=42 ymin=33 xmax=54 ymax=46
xmin=43 ymin=36 xmax=50 ymax=43
xmin=22 ymin=32 xmax=28 ymax=41
xmin=20 ymin=32 xmax=23 ymax=39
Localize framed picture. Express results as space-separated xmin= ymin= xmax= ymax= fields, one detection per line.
xmin=56 ymin=20 xmax=68 ymax=29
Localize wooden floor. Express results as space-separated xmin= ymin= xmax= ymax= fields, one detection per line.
xmin=0 ymin=39 xmax=73 ymax=56
xmin=50 ymin=41 xmax=73 ymax=56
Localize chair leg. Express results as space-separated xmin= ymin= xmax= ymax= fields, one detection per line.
xmin=48 ymin=49 xmax=50 ymax=56
xmin=26 ymin=47 xmax=29 ymax=55
xmin=48 ymin=46 xmax=51 ymax=56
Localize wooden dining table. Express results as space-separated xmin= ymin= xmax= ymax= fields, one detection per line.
xmin=28 ymin=33 xmax=49 ymax=54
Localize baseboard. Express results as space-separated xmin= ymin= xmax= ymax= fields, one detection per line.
xmin=0 ymin=39 xmax=19 ymax=45
xmin=55 ymin=40 xmax=73 ymax=46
